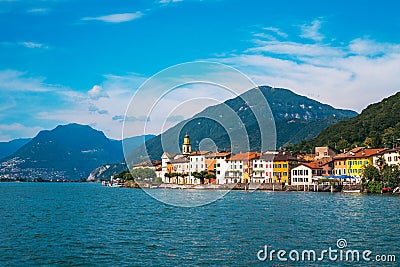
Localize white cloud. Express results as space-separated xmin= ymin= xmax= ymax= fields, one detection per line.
xmin=0 ymin=123 xmax=43 ymax=141
xmin=247 ymin=40 xmax=344 ymax=58
xmin=82 ymin=12 xmax=143 ymax=23
xmin=88 ymin=85 xmax=109 ymax=100
xmin=300 ymin=19 xmax=324 ymax=42
xmin=212 ymin=25 xmax=400 ymax=113
xmin=263 ymin=27 xmax=288 ymax=38
xmin=0 ymin=70 xmax=55 ymax=92
xmin=27 ymin=8 xmax=49 ymax=14
xmin=20 ymin=41 xmax=48 ymax=49
xmin=159 ymin=0 xmax=183 ymax=3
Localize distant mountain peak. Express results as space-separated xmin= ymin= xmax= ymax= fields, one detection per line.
xmin=127 ymin=86 xmax=357 ymax=163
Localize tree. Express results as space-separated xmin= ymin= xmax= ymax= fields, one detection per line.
xmin=382 ymin=127 xmax=400 ymax=148
xmin=192 ymin=171 xmax=208 ymax=184
xmin=375 ymin=156 xmax=387 ymax=173
xmin=336 ymin=139 xmax=350 ymax=152
xmin=381 ymin=165 xmax=400 ymax=189
xmin=131 ymin=168 xmax=156 ymax=181
xmin=123 ymin=172 xmax=133 ymax=181
xmin=362 ymin=165 xmax=381 ymax=183
xmin=362 ymin=137 xmax=374 ymax=148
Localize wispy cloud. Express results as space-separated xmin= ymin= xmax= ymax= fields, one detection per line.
xmin=27 ymin=8 xmax=50 ymax=14
xmin=263 ymin=27 xmax=288 ymax=39
xmin=212 ymin=22 xmax=400 ymax=113
xmin=20 ymin=41 xmax=48 ymax=49
xmin=112 ymin=115 xmax=149 ymax=123
xmin=159 ymin=0 xmax=183 ymax=3
xmin=300 ymin=19 xmax=324 ymax=42
xmin=82 ymin=12 xmax=143 ymax=23
xmin=0 ymin=70 xmax=54 ymax=92
xmin=0 ymin=123 xmax=43 ymax=141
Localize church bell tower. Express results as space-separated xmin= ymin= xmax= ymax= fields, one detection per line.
xmin=182 ymin=133 xmax=192 ymax=155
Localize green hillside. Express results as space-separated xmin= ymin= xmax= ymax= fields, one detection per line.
xmin=290 ymin=92 xmax=400 ymax=152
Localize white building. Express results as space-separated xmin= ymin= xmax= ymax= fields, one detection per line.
xmin=225 ymin=152 xmax=260 ymax=184
xmin=206 ymin=152 xmax=231 ymax=184
xmin=189 ymin=151 xmax=211 ymax=174
xmin=373 ymin=148 xmax=399 ymax=167
xmin=251 ymin=153 xmax=274 ymax=183
xmin=291 ymin=163 xmax=322 ymax=186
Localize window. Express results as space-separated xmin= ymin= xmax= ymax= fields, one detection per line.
xmin=217 ymin=171 xmax=220 ymax=174
xmin=388 ymin=157 xmax=392 ymax=162
xmin=240 ymin=165 xmax=242 ymax=169
xmin=260 ymin=164 xmax=263 ymax=168
xmin=273 ymin=164 xmax=276 ymax=168
xmin=205 ymin=164 xmax=208 ymax=168
xmin=283 ymin=172 xmax=287 ymax=176
xmin=299 ymin=170 xmax=303 ymax=175
xmin=294 ymin=170 xmax=297 ymax=175
xmin=254 ymin=164 xmax=258 ymax=168
xmin=196 ymin=158 xmax=198 ymax=162
xmin=305 ymin=170 xmax=308 ymax=175
xmin=316 ymin=152 xmax=319 ymax=156
xmin=324 ymin=152 xmax=328 ymax=156
xmin=278 ymin=164 xmax=282 ymax=168
xmin=201 ymin=158 xmax=203 ymax=161
xmin=283 ymin=164 xmax=288 ymax=168
xmin=395 ymin=156 xmax=398 ymax=161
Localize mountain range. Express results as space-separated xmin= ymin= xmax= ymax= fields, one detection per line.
xmin=127 ymin=86 xmax=357 ymax=164
xmin=0 ymin=86 xmax=360 ymax=181
xmin=0 ymin=123 xmax=154 ymax=181
xmin=0 ymin=138 xmax=31 ymax=160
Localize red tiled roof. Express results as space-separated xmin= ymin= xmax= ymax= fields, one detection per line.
xmin=227 ymin=152 xmax=260 ymax=161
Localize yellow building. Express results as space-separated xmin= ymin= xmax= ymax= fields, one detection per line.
xmin=272 ymin=152 xmax=298 ymax=184
xmin=346 ymin=148 xmax=382 ymax=177
xmin=334 ymin=148 xmax=384 ymax=178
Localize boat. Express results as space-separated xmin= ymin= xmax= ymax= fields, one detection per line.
xmin=381 ymin=187 xmax=391 ymax=194
xmin=393 ymin=187 xmax=399 ymax=194
xmin=343 ymin=189 xmax=361 ymax=193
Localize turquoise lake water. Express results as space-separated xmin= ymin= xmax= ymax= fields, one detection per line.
xmin=0 ymin=182 xmax=399 ymax=266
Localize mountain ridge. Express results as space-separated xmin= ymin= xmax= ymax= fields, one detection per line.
xmin=126 ymin=86 xmax=357 ymax=164
xmin=0 ymin=123 xmax=154 ymax=181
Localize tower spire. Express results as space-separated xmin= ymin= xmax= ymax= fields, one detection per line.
xmin=182 ymin=132 xmax=192 ymax=155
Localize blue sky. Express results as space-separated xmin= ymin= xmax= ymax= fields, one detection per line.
xmin=1 ymin=0 xmax=400 ymax=141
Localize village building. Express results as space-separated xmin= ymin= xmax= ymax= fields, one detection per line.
xmin=225 ymin=152 xmax=260 ymax=184
xmin=272 ymin=151 xmax=298 ymax=184
xmin=206 ymin=152 xmax=231 ymax=184
xmin=291 ymin=162 xmax=323 ymax=186
xmin=251 ymin=152 xmax=274 ymax=183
